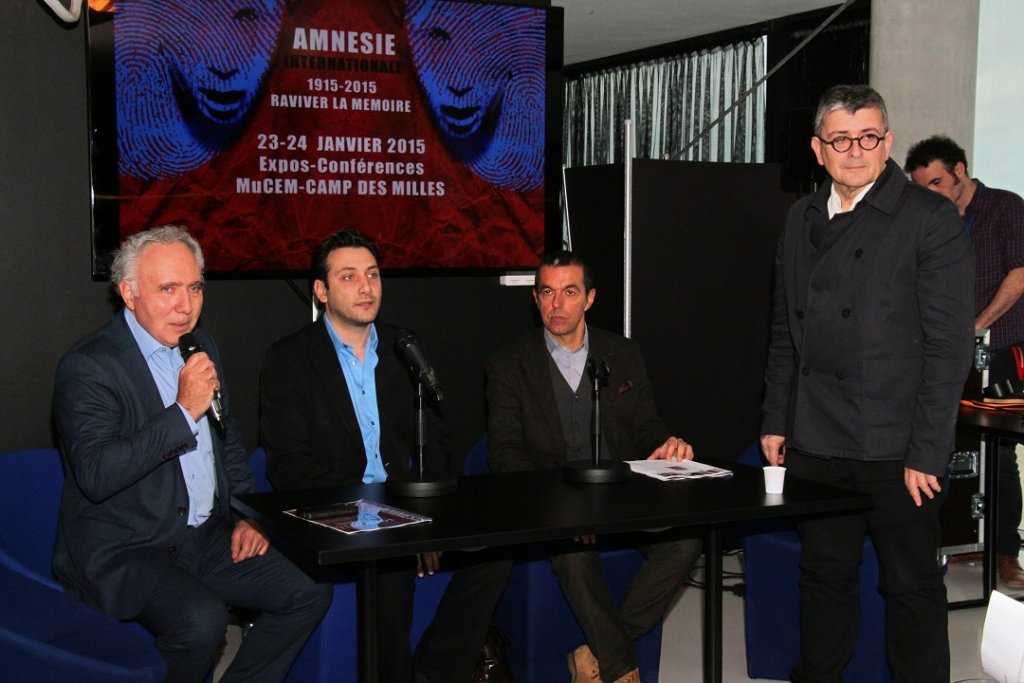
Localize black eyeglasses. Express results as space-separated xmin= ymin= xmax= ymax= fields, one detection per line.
xmin=817 ymin=133 xmax=886 ymax=153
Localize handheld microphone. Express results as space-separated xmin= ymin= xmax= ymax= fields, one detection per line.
xmin=395 ymin=329 xmax=444 ymax=401
xmin=178 ymin=332 xmax=227 ymax=437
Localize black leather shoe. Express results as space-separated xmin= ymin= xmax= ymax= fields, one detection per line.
xmin=471 ymin=623 xmax=514 ymax=683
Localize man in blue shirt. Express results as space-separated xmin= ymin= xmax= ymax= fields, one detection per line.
xmin=52 ymin=225 xmax=331 ymax=683
xmin=261 ymin=229 xmax=508 ymax=683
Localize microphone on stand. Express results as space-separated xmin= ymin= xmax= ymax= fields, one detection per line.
xmin=387 ymin=329 xmax=457 ymax=497
xmin=178 ymin=332 xmax=227 ymax=438
xmin=395 ymin=330 xmax=444 ymax=402
xmin=563 ymin=357 xmax=631 ymax=484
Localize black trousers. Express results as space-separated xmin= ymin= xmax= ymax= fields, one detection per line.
xmin=413 ymin=552 xmax=515 ymax=683
xmin=363 ymin=551 xmax=514 ymax=683
xmin=134 ymin=512 xmax=332 ymax=683
xmin=786 ymin=450 xmax=949 ymax=683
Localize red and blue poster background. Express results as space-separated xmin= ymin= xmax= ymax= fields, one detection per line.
xmin=90 ymin=0 xmax=561 ymax=274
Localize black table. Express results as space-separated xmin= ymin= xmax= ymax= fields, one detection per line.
xmin=233 ymin=462 xmax=868 ymax=683
xmin=956 ymin=403 xmax=1024 ymax=607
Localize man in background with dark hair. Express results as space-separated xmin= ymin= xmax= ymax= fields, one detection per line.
xmin=761 ymin=86 xmax=974 ymax=682
xmin=260 ymin=228 xmax=510 ymax=683
xmin=53 ymin=224 xmax=331 ymax=683
xmin=486 ymin=250 xmax=701 ymax=683
xmin=906 ymin=134 xmax=1024 ymax=589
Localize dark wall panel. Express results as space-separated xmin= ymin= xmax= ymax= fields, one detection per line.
xmin=631 ymin=160 xmax=794 ymax=460
xmin=563 ymin=164 xmax=624 ymax=335
xmin=566 ymin=161 xmax=796 ymax=461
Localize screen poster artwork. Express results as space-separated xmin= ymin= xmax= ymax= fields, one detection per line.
xmin=106 ymin=0 xmax=551 ymax=272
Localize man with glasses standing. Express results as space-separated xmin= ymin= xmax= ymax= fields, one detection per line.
xmin=760 ymin=85 xmax=974 ymax=682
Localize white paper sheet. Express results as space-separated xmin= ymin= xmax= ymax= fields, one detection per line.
xmin=625 ymin=459 xmax=732 ymax=481
xmin=982 ymin=590 xmax=1024 ymax=681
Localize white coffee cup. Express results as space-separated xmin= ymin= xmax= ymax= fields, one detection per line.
xmin=763 ymin=466 xmax=786 ymax=494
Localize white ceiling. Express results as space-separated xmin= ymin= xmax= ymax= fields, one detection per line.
xmin=555 ymin=0 xmax=843 ymax=65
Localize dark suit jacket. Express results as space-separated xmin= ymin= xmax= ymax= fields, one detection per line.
xmin=52 ymin=315 xmax=252 ymax=619
xmin=486 ymin=326 xmax=670 ymax=472
xmin=260 ymin=318 xmax=447 ymax=490
xmin=761 ymin=159 xmax=975 ymax=476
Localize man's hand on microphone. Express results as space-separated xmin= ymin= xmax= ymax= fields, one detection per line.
xmin=177 ymin=352 xmax=220 ymax=422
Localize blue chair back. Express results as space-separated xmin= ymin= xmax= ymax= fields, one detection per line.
xmin=0 ymin=449 xmax=64 ymax=582
xmin=736 ymin=441 xmax=764 ymax=468
xmin=249 ymin=447 xmax=272 ymax=492
xmin=463 ymin=434 xmax=490 ymax=475
xmin=0 ymin=449 xmax=167 ymax=682
xmin=0 ymin=558 xmax=166 ymax=683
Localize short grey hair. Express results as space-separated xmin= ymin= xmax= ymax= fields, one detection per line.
xmin=813 ymin=84 xmax=889 ymax=136
xmin=111 ymin=225 xmax=204 ymax=292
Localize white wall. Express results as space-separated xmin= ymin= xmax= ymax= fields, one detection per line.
xmin=871 ymin=0 xmax=1021 ymax=195
xmin=974 ymin=0 xmax=1024 ymax=195
xmin=870 ymin=0 xmax=979 ymax=173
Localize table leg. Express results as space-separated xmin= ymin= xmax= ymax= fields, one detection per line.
xmin=984 ymin=434 xmax=999 ymax=601
xmin=358 ymin=559 xmax=379 ymax=683
xmin=703 ymin=526 xmax=722 ymax=683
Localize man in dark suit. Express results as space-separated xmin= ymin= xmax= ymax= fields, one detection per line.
xmin=52 ymin=225 xmax=331 ymax=683
xmin=761 ymin=85 xmax=975 ymax=682
xmin=260 ymin=229 xmax=509 ymax=683
xmin=259 ymin=232 xmax=448 ymax=491
xmin=487 ymin=251 xmax=702 ymax=683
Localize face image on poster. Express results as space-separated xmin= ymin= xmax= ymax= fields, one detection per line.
xmin=104 ymin=0 xmax=553 ymax=273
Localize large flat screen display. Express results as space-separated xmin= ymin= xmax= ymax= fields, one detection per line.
xmin=87 ymin=0 xmax=563 ymax=277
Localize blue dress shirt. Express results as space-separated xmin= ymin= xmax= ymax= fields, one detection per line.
xmin=124 ymin=309 xmax=216 ymax=526
xmin=545 ymin=326 xmax=590 ymax=391
xmin=323 ymin=317 xmax=386 ymax=483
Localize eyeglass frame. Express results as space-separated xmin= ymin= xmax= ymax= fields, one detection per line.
xmin=815 ymin=132 xmax=888 ymax=153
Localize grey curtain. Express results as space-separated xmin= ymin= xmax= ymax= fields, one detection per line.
xmin=563 ymin=38 xmax=766 ymax=167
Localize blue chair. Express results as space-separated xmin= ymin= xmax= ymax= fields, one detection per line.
xmin=738 ymin=443 xmax=891 ymax=682
xmin=463 ymin=433 xmax=491 ymax=475
xmin=0 ymin=447 xmax=66 ymax=583
xmin=0 ymin=558 xmax=167 ymax=683
xmin=0 ymin=449 xmax=166 ymax=683
xmin=249 ymin=446 xmax=273 ymax=493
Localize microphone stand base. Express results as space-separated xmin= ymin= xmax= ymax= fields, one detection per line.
xmin=387 ymin=475 xmax=459 ymax=498
xmin=563 ymin=460 xmax=632 ymax=484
